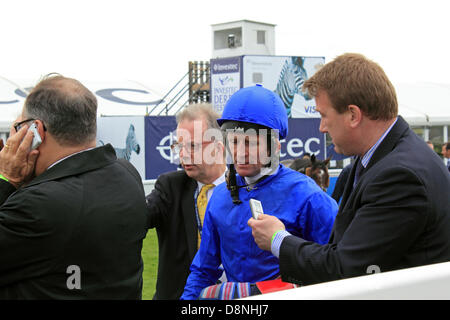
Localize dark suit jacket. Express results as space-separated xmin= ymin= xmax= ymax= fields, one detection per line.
xmin=279 ymin=117 xmax=450 ymax=286
xmin=0 ymin=144 xmax=148 ymax=299
xmin=331 ymin=162 xmax=353 ymax=203
xmin=145 ymin=170 xmax=198 ymax=300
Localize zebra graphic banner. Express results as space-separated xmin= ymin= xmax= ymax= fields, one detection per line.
xmin=97 ymin=116 xmax=178 ymax=180
xmin=242 ymin=55 xmax=324 ymax=118
xmin=97 ymin=116 xmax=146 ymax=178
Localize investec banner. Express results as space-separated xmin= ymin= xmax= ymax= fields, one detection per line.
xmin=210 ymin=57 xmax=241 ymax=114
xmin=98 ymin=116 xmax=325 ymax=180
xmin=210 ymin=55 xmax=324 ymax=118
xmin=283 ymin=118 xmax=326 ymax=160
xmin=141 ymin=116 xmax=325 ymax=180
xmin=145 ymin=116 xmax=178 ymax=179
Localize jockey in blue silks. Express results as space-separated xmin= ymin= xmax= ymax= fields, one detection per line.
xmin=181 ymin=85 xmax=338 ymax=300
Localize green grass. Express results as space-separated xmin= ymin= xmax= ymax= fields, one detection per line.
xmin=142 ymin=228 xmax=158 ymax=300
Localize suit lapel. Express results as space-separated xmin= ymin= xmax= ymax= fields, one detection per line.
xmin=339 ymin=158 xmax=359 ymax=210
xmin=182 ymin=177 xmax=198 ymax=260
xmin=329 ymin=159 xmax=359 ymax=242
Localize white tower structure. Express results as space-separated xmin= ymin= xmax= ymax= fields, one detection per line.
xmin=211 ymin=20 xmax=276 ymax=58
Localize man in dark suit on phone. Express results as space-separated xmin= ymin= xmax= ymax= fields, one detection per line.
xmin=145 ymin=103 xmax=227 ymax=300
xmin=249 ymin=53 xmax=450 ymax=286
xmin=0 ymin=75 xmax=148 ymax=299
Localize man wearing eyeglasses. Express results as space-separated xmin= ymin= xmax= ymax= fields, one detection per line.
xmin=0 ymin=75 xmax=147 ymax=299
xmin=145 ymin=103 xmax=227 ymax=300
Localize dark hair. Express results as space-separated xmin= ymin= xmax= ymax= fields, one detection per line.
xmin=303 ymin=53 xmax=398 ymax=120
xmin=24 ymin=75 xmax=97 ymax=146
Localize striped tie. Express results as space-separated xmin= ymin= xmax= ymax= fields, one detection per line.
xmin=197 ymin=184 xmax=215 ymax=249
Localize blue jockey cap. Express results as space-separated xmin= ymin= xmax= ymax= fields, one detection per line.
xmin=217 ymin=84 xmax=288 ymax=139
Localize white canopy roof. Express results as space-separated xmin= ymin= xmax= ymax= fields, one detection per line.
xmin=395 ymin=82 xmax=450 ymax=126
xmin=0 ymin=77 xmax=164 ymax=132
xmin=1 ymin=79 xmax=449 ymax=132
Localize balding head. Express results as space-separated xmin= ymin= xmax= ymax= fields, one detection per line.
xmin=24 ymin=75 xmax=97 ymax=146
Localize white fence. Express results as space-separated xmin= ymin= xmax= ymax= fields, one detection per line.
xmin=143 ymin=179 xmax=156 ymax=195
xmin=244 ymin=261 xmax=450 ymax=300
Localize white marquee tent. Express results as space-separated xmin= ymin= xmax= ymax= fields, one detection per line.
xmin=395 ymin=82 xmax=450 ymax=127
xmin=1 ymin=78 xmax=449 ymax=138
xmin=0 ymin=77 xmax=165 ymax=135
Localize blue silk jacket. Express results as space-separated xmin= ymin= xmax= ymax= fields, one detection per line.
xmin=181 ymin=164 xmax=338 ymax=300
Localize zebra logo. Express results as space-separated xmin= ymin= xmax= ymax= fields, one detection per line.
xmin=98 ymin=124 xmax=140 ymax=161
xmin=274 ymin=57 xmax=313 ymax=117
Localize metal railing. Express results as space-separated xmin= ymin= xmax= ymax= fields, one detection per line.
xmin=148 ymin=61 xmax=210 ymax=116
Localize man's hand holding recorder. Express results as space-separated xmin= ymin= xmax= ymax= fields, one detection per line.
xmin=248 ymin=198 xmax=286 ymax=252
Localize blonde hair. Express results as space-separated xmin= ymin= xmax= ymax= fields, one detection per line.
xmin=176 ymin=103 xmax=221 ymax=131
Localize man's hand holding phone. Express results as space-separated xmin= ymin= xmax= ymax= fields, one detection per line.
xmin=0 ymin=123 xmax=40 ymax=188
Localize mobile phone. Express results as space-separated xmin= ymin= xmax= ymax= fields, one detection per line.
xmin=29 ymin=122 xmax=42 ymax=150
xmin=249 ymin=198 xmax=264 ymax=220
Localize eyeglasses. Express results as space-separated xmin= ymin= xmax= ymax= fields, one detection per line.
xmin=170 ymin=141 xmax=213 ymax=154
xmin=13 ymin=118 xmax=47 ymax=132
